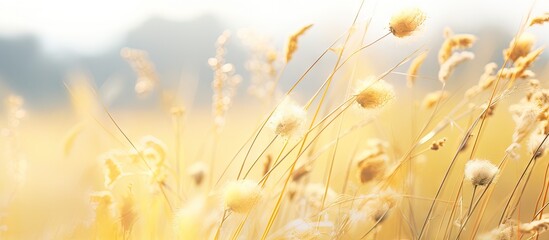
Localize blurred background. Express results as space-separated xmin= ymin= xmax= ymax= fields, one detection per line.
xmin=0 ymin=0 xmax=548 ymax=110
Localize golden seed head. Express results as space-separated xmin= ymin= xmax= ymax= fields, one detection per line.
xmin=438 ymin=51 xmax=475 ymax=83
xmin=438 ymin=31 xmax=476 ymax=64
xmin=509 ymin=102 xmax=540 ymax=143
xmin=389 ymin=8 xmax=426 ymax=38
xmin=422 ymin=90 xmax=449 ymax=109
xmin=464 ymin=159 xmax=498 ymax=186
xmin=355 ymin=78 xmax=395 ymax=109
xmin=519 ymin=214 xmax=549 ymax=234
xmin=357 ymin=157 xmax=387 ymax=184
xmin=504 ymin=33 xmax=536 ymax=62
xmin=407 ymin=51 xmax=428 ymax=88
xmin=360 ymin=189 xmax=398 ymax=223
xmin=528 ymin=130 xmax=549 ymax=158
xmin=481 ymin=222 xmax=516 ymax=240
xmin=223 ymin=180 xmax=262 ymax=213
xmin=269 ymin=98 xmax=307 ymax=139
xmin=285 ymin=24 xmax=313 ymax=62
xmin=529 ymin=12 xmax=549 ymax=26
xmin=302 ymin=183 xmax=337 ymax=210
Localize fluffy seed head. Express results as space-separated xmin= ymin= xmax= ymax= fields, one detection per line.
xmin=528 ymin=130 xmax=549 ymax=158
xmin=355 ymin=78 xmax=395 ymax=109
xmin=389 ymin=8 xmax=426 ymax=38
xmin=530 ymin=12 xmax=549 ymax=26
xmin=519 ymin=214 xmax=549 ymax=234
xmin=464 ymin=159 xmax=499 ymax=186
xmin=438 ymin=31 xmax=476 ymax=64
xmin=269 ymin=98 xmax=307 ymax=139
xmin=223 ymin=180 xmax=262 ymax=213
xmin=360 ymin=189 xmax=398 ymax=223
xmin=422 ymin=90 xmax=449 ymax=109
xmin=355 ymin=141 xmax=389 ymax=184
xmin=357 ymin=158 xmax=387 ymax=184
xmin=438 ymin=51 xmax=475 ymax=83
xmin=300 ymin=183 xmax=337 ymax=210
xmin=465 ymin=62 xmax=497 ymax=99
xmin=504 ymin=33 xmax=536 ymax=62
xmin=407 ymin=51 xmax=428 ymax=87
xmin=509 ymin=102 xmax=539 ymax=143
xmin=480 ymin=221 xmax=516 ymax=240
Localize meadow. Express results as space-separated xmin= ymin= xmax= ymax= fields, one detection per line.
xmin=1 ymin=2 xmax=549 ymax=240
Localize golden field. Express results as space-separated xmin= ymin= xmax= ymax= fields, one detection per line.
xmin=2 ymin=3 xmax=549 ymax=240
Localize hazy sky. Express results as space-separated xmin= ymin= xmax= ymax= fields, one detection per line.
xmin=0 ymin=0 xmax=547 ymax=54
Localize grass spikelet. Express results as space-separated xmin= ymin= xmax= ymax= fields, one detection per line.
xmin=355 ymin=78 xmax=395 ymax=109
xmin=238 ymin=30 xmax=280 ymax=102
xmin=464 ymin=159 xmax=498 ymax=186
xmin=292 ymin=164 xmax=312 ymax=182
xmin=103 ymin=156 xmax=122 ymax=188
xmin=465 ymin=62 xmax=498 ymax=98
xmin=509 ymin=102 xmax=539 ymax=144
xmin=357 ymin=157 xmax=387 ymax=184
xmin=121 ymin=47 xmax=159 ymax=96
xmin=268 ymin=98 xmax=307 ymax=139
xmin=262 ymin=154 xmax=273 ymax=177
xmin=438 ymin=29 xmax=476 ymax=64
xmin=503 ymin=33 xmax=536 ymax=62
xmin=284 ymin=24 xmax=313 ymax=62
xmin=528 ymin=129 xmax=549 ymax=158
xmin=438 ymin=51 xmax=475 ymax=83
xmin=355 ymin=140 xmax=389 ymax=184
xmin=358 ymin=189 xmax=398 ymax=224
xmin=406 ymin=51 xmax=428 ymax=87
xmin=389 ymin=7 xmax=426 ymax=38
xmin=422 ymin=90 xmax=449 ymax=109
xmin=302 ymin=183 xmax=337 ymax=211
xmin=223 ymin=180 xmax=262 ymax=213
xmin=530 ymin=12 xmax=549 ymax=26
xmin=513 ymin=47 xmax=544 ymax=76
xmin=480 ymin=221 xmax=516 ymax=240
xmin=209 ymin=31 xmax=242 ymax=132
xmin=519 ymin=214 xmax=549 ymax=235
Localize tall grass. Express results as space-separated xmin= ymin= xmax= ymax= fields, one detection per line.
xmin=1 ymin=2 xmax=549 ymax=240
